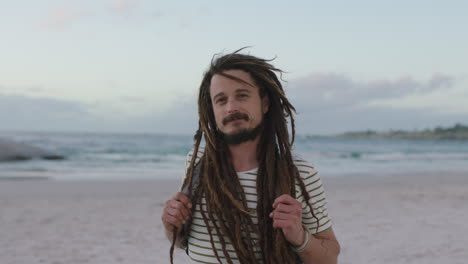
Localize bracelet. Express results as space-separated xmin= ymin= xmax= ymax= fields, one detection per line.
xmin=291 ymin=225 xmax=310 ymax=253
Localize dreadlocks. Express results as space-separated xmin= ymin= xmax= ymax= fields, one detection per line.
xmin=170 ymin=48 xmax=320 ymax=263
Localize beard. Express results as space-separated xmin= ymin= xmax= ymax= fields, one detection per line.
xmin=218 ymin=122 xmax=263 ymax=145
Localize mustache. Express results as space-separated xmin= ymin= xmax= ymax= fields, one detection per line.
xmin=222 ymin=112 xmax=249 ymax=125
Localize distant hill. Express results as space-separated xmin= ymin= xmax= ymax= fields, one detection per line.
xmin=337 ymin=123 xmax=468 ymax=140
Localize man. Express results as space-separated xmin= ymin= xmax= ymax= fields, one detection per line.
xmin=162 ymin=49 xmax=340 ymax=264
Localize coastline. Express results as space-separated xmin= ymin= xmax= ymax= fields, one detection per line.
xmin=1 ymin=172 xmax=467 ymax=264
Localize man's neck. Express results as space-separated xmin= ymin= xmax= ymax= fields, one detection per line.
xmin=227 ymin=137 xmax=260 ymax=172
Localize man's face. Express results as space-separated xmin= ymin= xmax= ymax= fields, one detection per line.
xmin=210 ymin=70 xmax=269 ymax=140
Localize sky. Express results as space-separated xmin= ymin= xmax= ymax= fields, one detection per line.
xmin=1 ymin=0 xmax=467 ymax=135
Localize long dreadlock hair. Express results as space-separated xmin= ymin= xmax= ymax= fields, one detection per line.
xmin=170 ymin=48 xmax=320 ymax=263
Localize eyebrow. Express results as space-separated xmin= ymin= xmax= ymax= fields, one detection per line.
xmin=213 ymin=92 xmax=225 ymax=102
xmin=236 ymin=88 xmax=251 ymax=94
xmin=212 ymin=89 xmax=252 ymax=102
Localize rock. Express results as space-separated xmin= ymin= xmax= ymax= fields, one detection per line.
xmin=42 ymin=155 xmax=65 ymax=160
xmin=0 ymin=139 xmax=65 ymax=162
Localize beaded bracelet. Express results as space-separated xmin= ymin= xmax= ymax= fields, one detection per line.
xmin=291 ymin=225 xmax=310 ymax=253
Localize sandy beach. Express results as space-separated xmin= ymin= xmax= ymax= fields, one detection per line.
xmin=1 ymin=172 xmax=467 ymax=264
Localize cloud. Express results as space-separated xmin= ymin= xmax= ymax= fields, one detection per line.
xmin=0 ymin=93 xmax=85 ymax=114
xmin=427 ymin=73 xmax=454 ymax=90
xmin=40 ymin=8 xmax=81 ymax=30
xmin=293 ymin=103 xmax=467 ymax=135
xmin=0 ymin=93 xmax=197 ymax=134
xmin=286 ymin=72 xmax=457 ymax=113
xmin=106 ymin=0 xmax=165 ymax=23
xmin=38 ymin=1 xmax=146 ymax=31
xmin=0 ymin=84 xmax=49 ymax=95
xmin=1 ymin=73 xmax=464 ymax=135
xmin=109 ymin=0 xmax=136 ymax=10
xmin=108 ymin=0 xmax=139 ymax=18
xmin=149 ymin=98 xmax=198 ymax=134
xmin=282 ymin=72 xmax=467 ymax=134
xmin=120 ymin=96 xmax=147 ymax=103
xmin=0 ymin=93 xmax=92 ymax=131
xmin=24 ymin=86 xmax=47 ymax=93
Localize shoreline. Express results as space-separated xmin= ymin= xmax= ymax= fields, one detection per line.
xmin=1 ymin=167 xmax=467 ymax=181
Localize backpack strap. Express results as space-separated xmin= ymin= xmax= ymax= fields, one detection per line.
xmin=180 ymin=164 xmax=200 ymax=251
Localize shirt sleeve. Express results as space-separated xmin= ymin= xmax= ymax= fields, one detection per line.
xmin=294 ymin=158 xmax=332 ymax=234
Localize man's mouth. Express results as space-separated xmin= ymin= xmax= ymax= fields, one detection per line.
xmin=223 ymin=113 xmax=249 ymax=125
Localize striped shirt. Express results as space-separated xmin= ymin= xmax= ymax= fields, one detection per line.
xmin=182 ymin=149 xmax=332 ymax=263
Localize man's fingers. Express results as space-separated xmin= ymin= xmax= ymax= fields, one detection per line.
xmin=161 ymin=191 xmax=193 ymax=234
xmin=274 ymin=203 xmax=300 ymax=214
xmin=167 ymin=199 xmax=191 ymax=220
xmin=162 ymin=214 xmax=184 ymax=232
xmin=161 ymin=191 xmax=194 ymax=236
xmin=270 ymin=211 xmax=289 ymax=220
xmin=272 ymin=218 xmax=296 ymax=229
xmin=272 ymin=194 xmax=300 ymax=208
xmin=167 ymin=207 xmax=187 ymax=223
xmin=277 ymin=203 xmax=302 ymax=217
xmin=173 ymin=192 xmax=192 ymax=209
xmin=270 ymin=211 xmax=299 ymax=221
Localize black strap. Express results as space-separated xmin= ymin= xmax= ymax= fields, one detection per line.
xmin=180 ymin=164 xmax=200 ymax=251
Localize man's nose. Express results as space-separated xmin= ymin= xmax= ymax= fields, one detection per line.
xmin=226 ymin=98 xmax=239 ymax=114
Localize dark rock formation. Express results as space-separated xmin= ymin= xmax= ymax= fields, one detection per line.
xmin=0 ymin=139 xmax=65 ymax=162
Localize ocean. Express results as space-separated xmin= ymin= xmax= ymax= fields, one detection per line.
xmin=1 ymin=131 xmax=467 ymax=181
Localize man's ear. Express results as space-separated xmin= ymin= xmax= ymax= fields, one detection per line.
xmin=262 ymin=96 xmax=270 ymax=114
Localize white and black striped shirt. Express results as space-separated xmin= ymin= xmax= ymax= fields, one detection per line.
xmin=182 ymin=149 xmax=332 ymax=264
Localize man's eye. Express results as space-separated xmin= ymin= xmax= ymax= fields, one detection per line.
xmin=216 ymin=98 xmax=226 ymax=104
xmin=239 ymin=94 xmax=248 ymax=98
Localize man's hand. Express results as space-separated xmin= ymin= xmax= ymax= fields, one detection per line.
xmin=162 ymin=192 xmax=193 ymax=234
xmin=269 ymin=194 xmax=305 ymax=246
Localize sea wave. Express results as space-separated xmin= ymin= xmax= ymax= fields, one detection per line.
xmin=301 ymin=151 xmax=468 ymax=161
xmin=2 ymin=131 xmax=467 ymax=180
